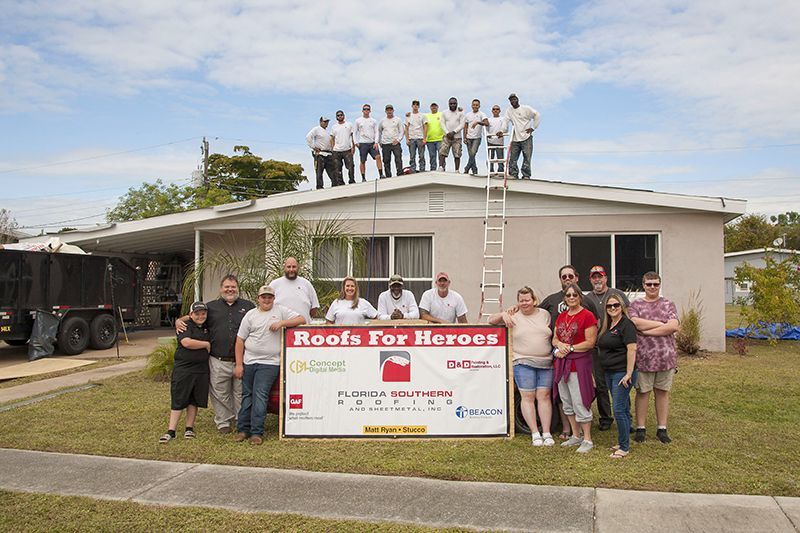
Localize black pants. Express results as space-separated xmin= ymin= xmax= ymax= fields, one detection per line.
xmin=592 ymin=349 xmax=614 ymax=426
xmin=314 ymin=153 xmax=338 ymax=189
xmin=334 ymin=150 xmax=355 ymax=184
xmin=381 ymin=143 xmax=403 ymax=177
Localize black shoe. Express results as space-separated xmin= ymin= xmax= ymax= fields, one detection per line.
xmin=599 ymin=420 xmax=613 ymax=431
xmin=634 ymin=428 xmax=646 ymax=443
xmin=656 ymin=428 xmax=672 ymax=444
xmin=348 ymin=180 xmax=355 ymax=184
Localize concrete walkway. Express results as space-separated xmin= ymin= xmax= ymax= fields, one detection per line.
xmin=0 ymin=448 xmax=798 ymax=532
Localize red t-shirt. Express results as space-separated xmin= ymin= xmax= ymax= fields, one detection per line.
xmin=555 ymin=308 xmax=597 ymax=371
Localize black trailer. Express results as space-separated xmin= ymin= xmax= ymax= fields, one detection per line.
xmin=0 ymin=249 xmax=140 ymax=355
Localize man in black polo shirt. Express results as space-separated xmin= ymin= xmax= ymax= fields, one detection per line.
xmin=178 ymin=275 xmax=254 ymax=434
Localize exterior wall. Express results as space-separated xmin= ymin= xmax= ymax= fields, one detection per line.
xmin=201 ymin=229 xmax=264 ymax=302
xmin=723 ymin=251 xmax=796 ymax=304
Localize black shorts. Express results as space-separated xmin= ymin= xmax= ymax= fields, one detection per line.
xmin=358 ymin=142 xmax=379 ymax=162
xmin=171 ymin=370 xmax=209 ymax=410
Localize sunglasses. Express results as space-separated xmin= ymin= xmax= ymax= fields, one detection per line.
xmin=564 ymin=293 xmax=580 ymax=298
xmin=606 ymin=303 xmax=621 ymax=309
xmin=560 ymin=274 xmax=576 ymax=280
xmin=362 ymin=108 xmax=370 ymax=111
xmin=644 ymin=282 xmax=661 ymax=287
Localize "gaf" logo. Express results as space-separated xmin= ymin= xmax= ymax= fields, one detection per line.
xmin=289 ymin=394 xmax=303 ymax=409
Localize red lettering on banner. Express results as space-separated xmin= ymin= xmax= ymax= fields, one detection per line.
xmin=286 ymin=327 xmax=506 ymax=348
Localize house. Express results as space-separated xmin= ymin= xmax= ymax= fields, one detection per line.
xmin=724 ymin=248 xmax=800 ymax=304
xmin=27 ymin=172 xmax=746 ymax=350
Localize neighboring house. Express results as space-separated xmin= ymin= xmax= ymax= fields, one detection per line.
xmin=0 ymin=228 xmax=31 ymax=244
xmin=724 ymin=248 xmax=800 ymax=304
xmin=25 ymin=172 xmax=746 ymax=350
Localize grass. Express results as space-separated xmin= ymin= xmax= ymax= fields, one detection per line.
xmin=725 ymin=304 xmax=746 ymax=329
xmin=0 ymin=341 xmax=798 ymax=496
xmin=0 ymin=357 xmax=132 ymax=390
xmin=0 ymin=490 xmax=459 ymax=532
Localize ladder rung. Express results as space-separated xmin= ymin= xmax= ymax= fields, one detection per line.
xmin=487 ymin=214 xmax=504 ymax=218
xmin=483 ymin=298 xmax=500 ymax=303
xmin=488 ymin=199 xmax=503 ymax=203
xmin=482 ymin=283 xmax=502 ymax=288
xmin=486 ymin=227 xmax=503 ymax=231
xmin=486 ymin=241 xmax=502 ymax=245
xmin=484 ymin=254 xmax=503 ymax=259
xmin=484 ymin=269 xmax=502 ymax=273
xmin=488 ymin=159 xmax=506 ymax=163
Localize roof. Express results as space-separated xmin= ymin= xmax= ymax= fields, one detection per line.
xmin=724 ymin=247 xmax=800 ymax=258
xmin=25 ymin=172 xmax=747 ymax=255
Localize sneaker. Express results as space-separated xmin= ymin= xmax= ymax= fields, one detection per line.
xmin=531 ymin=433 xmax=544 ymax=446
xmin=599 ymin=420 xmax=613 ymax=431
xmin=542 ymin=434 xmax=555 ymax=446
xmin=561 ymin=435 xmax=583 ymax=447
xmin=437 ymin=166 xmax=445 ymax=171
xmin=656 ymin=428 xmax=672 ymax=444
xmin=233 ymin=432 xmax=248 ymax=442
xmin=250 ymin=435 xmax=263 ymax=445
xmin=218 ymin=426 xmax=231 ymax=435
xmin=159 ymin=432 xmax=175 ymax=444
xmin=576 ymin=440 xmax=594 ymax=453
xmin=634 ymin=428 xmax=646 ymax=443
xmin=184 ymin=429 xmax=196 ymax=439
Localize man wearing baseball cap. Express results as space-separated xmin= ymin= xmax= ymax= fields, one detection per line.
xmin=379 ymin=104 xmax=404 ymax=177
xmin=504 ymin=93 xmax=540 ymax=179
xmin=419 ymin=272 xmax=468 ymax=324
xmin=377 ymin=275 xmax=420 ymax=320
xmin=306 ymin=116 xmax=338 ymax=189
xmin=584 ymin=266 xmax=631 ymax=432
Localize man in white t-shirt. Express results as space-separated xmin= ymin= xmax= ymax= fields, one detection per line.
xmin=354 ymin=103 xmax=383 ymax=181
xmin=487 ymin=104 xmax=510 ymax=174
xmin=306 ymin=116 xmax=337 ymax=189
xmin=234 ymin=284 xmax=304 ymax=444
xmin=268 ymin=257 xmax=320 ymax=324
xmin=377 ymin=275 xmax=420 ymax=320
xmin=439 ymin=97 xmax=466 ymax=172
xmin=504 ymin=93 xmax=541 ymax=180
xmin=379 ymin=104 xmax=404 ymax=178
xmin=405 ymin=100 xmax=428 ymax=173
xmin=463 ymin=99 xmax=489 ymax=176
xmin=330 ymin=110 xmax=356 ymax=185
xmin=419 ymin=271 xmax=468 ymax=324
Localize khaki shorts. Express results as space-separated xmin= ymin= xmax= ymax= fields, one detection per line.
xmin=439 ymin=135 xmax=463 ymax=158
xmin=635 ymin=369 xmax=676 ymax=393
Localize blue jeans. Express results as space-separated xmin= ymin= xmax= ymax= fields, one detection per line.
xmin=426 ymin=141 xmax=442 ymax=169
xmin=464 ymin=138 xmax=482 ymax=174
xmin=508 ymin=136 xmax=533 ymax=178
xmin=605 ymin=369 xmax=637 ymax=451
xmin=237 ymin=363 xmax=279 ymax=437
xmin=408 ymin=139 xmax=426 ymax=172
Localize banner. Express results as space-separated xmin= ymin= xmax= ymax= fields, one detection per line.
xmin=281 ymin=325 xmax=510 ymax=438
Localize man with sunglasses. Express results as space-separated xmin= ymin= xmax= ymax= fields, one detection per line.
xmin=628 ymin=271 xmax=680 ymax=444
xmin=331 ymin=110 xmax=356 ymax=185
xmin=584 ymin=266 xmax=630 ymax=432
xmin=539 ymin=265 xmax=599 ymax=329
xmin=354 ymin=104 xmax=384 ymax=181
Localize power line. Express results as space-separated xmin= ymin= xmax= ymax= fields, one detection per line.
xmin=18 ymin=212 xmax=108 ymax=229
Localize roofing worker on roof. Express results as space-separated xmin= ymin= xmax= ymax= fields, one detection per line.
xmin=504 ymin=93 xmax=540 ymax=180
xmin=306 ymin=116 xmax=338 ymax=189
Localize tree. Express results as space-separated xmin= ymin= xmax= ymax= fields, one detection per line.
xmin=0 ymin=208 xmax=20 ymax=244
xmin=734 ymin=253 xmax=800 ymax=341
xmin=206 ymin=146 xmax=305 ymax=200
xmin=770 ymin=211 xmax=800 ymax=250
xmin=106 ymin=179 xmax=189 ymax=222
xmin=724 ymin=214 xmax=779 ymax=252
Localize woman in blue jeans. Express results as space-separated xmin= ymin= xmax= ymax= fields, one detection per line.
xmin=596 ymin=294 xmax=637 ymax=458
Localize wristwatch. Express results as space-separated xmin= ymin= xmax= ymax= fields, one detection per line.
xmin=569 ymin=344 xmax=574 ymax=352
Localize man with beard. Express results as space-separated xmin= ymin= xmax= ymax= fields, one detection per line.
xmin=306 ymin=116 xmax=338 ymax=188
xmin=268 ymin=257 xmax=320 ymax=324
xmin=377 ymin=275 xmax=420 ymax=320
xmin=378 ymin=104 xmax=405 ymax=178
xmin=176 ymin=275 xmax=255 ymax=434
xmin=330 ymin=110 xmax=357 ymax=184
xmin=438 ymin=97 xmax=466 ymax=172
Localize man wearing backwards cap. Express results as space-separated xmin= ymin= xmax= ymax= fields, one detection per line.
xmin=419 ymin=272 xmax=468 ymax=324
xmin=584 ymin=266 xmax=630 ymax=432
xmin=233 ymin=284 xmax=305 ymax=445
xmin=306 ymin=116 xmax=338 ymax=189
xmin=379 ymin=104 xmax=404 ymax=178
xmin=504 ymin=93 xmax=540 ymax=179
xmin=377 ymin=275 xmax=420 ymax=320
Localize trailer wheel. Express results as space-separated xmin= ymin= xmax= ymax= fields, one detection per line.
xmin=89 ymin=314 xmax=117 ymax=350
xmin=4 ymin=339 xmax=28 ymax=346
xmin=514 ymin=387 xmax=532 ymax=435
xmin=58 ymin=316 xmax=90 ymax=355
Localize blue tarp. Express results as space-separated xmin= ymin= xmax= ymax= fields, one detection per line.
xmin=726 ymin=323 xmax=800 ymax=340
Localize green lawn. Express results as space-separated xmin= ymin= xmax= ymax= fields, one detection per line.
xmin=0 ymin=490 xmax=458 ymax=532
xmin=0 ymin=341 xmax=798 ymax=496
xmin=725 ymin=304 xmax=746 ymax=329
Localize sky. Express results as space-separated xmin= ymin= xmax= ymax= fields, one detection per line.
xmin=1 ymin=0 xmax=799 ymax=233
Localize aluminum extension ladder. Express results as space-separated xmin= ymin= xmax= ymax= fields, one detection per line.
xmin=478 ymin=127 xmax=512 ymax=322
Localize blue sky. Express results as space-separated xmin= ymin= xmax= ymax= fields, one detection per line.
xmin=1 ymin=0 xmax=798 ymax=232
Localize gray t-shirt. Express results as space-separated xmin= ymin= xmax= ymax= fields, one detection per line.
xmin=237 ymin=304 xmax=299 ymax=365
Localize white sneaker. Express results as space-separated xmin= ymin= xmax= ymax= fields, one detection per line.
xmin=542 ymin=434 xmax=555 ymax=446
xmin=531 ymin=432 xmax=543 ymax=446
xmin=576 ymin=440 xmax=594 ymax=453
xmin=561 ymin=435 xmax=583 ymax=447
xmin=437 ymin=166 xmax=445 ymax=171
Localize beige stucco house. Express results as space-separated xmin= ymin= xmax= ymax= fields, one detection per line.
xmin=39 ymin=172 xmax=746 ymax=350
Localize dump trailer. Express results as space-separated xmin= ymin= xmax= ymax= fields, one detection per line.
xmin=0 ymin=249 xmax=140 ymax=355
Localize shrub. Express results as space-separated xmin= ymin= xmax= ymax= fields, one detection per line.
xmin=676 ymin=290 xmax=704 ymax=355
xmin=145 ymin=338 xmax=177 ymax=382
xmin=735 ymin=253 xmax=800 ymax=342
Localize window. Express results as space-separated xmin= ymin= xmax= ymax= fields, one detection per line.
xmin=568 ymin=233 xmax=659 ymax=292
xmin=736 ymin=280 xmax=751 ymax=292
xmin=314 ymin=236 xmax=433 ymax=306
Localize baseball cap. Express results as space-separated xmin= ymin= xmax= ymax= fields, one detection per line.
xmin=589 ymin=266 xmax=607 ymax=277
xmin=508 ymin=93 xmax=518 ymax=100
xmin=436 ymin=271 xmax=450 ymax=281
xmin=258 ymin=285 xmax=276 ymax=296
xmin=389 ymin=274 xmax=404 ymax=286
xmin=320 ymin=116 xmax=330 ymax=122
xmin=385 ymin=104 xmax=394 ymax=109
xmin=190 ymin=301 xmax=207 ymax=313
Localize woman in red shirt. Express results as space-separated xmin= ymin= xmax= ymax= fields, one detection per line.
xmin=552 ymin=283 xmax=598 ymax=453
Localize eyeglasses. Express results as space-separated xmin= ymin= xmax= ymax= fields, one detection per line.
xmin=644 ymin=282 xmax=661 ymax=287
xmin=606 ymin=303 xmax=621 ymax=309
xmin=564 ymin=293 xmax=579 ymax=298
xmin=560 ymin=274 xmax=576 ymax=280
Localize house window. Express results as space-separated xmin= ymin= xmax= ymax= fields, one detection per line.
xmin=736 ymin=280 xmax=751 ymax=292
xmin=568 ymin=233 xmax=659 ymax=292
xmin=314 ymin=236 xmax=433 ymax=307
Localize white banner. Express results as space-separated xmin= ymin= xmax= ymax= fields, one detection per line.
xmin=281 ymin=325 xmax=510 ymax=438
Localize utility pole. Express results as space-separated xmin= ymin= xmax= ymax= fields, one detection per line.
xmin=202 ymin=137 xmax=209 ymax=186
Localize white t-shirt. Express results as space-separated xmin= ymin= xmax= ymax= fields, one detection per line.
xmin=487 ymin=116 xmax=509 ymax=145
xmin=330 ymin=121 xmax=355 ymax=151
xmin=269 ymin=276 xmax=320 ymax=324
xmin=406 ymin=113 xmax=428 ymax=140
xmin=379 ymin=117 xmax=404 ymax=144
xmin=354 ymin=117 xmax=379 ymax=144
xmin=237 ymin=304 xmax=299 ymax=365
xmin=377 ymin=289 xmax=420 ymax=320
xmin=325 ymin=298 xmax=379 ymax=325
xmin=419 ymin=288 xmax=468 ymax=323
xmin=440 ymin=110 xmax=466 ymax=138
xmin=464 ymin=111 xmax=487 ymax=140
xmin=504 ymin=105 xmax=541 ymax=142
xmin=306 ymin=126 xmax=332 ymax=151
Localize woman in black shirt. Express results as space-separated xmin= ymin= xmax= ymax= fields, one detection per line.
xmin=597 ymin=295 xmax=637 ymax=458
